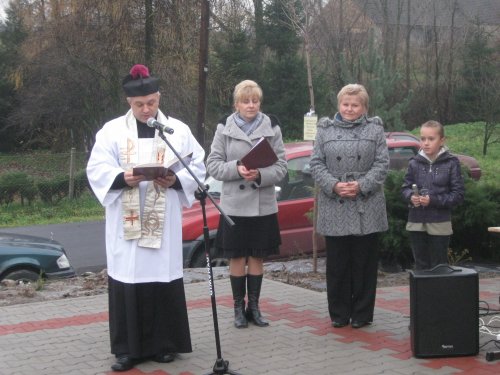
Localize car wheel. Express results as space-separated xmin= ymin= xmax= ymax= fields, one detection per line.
xmin=191 ymin=243 xmax=228 ymax=268
xmin=211 ymin=256 xmax=229 ymax=267
xmin=192 ymin=248 xmax=209 ymax=268
xmin=2 ymin=269 xmax=40 ymax=283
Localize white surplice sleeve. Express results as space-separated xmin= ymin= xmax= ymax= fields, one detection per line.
xmin=173 ymin=123 xmax=206 ymax=208
xmin=86 ymin=118 xmax=125 ymax=207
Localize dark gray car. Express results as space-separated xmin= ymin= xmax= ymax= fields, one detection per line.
xmin=0 ymin=232 xmax=76 ymax=282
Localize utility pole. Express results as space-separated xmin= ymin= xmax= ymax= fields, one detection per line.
xmin=196 ymin=0 xmax=210 ymax=148
xmin=144 ymin=0 xmax=153 ymax=67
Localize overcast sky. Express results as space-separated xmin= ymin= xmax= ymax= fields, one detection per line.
xmin=0 ymin=0 xmax=7 ymax=20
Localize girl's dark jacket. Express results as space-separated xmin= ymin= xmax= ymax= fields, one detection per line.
xmin=401 ymin=149 xmax=465 ymax=223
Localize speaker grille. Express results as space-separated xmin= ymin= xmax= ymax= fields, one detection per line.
xmin=410 ymin=266 xmax=479 ymax=357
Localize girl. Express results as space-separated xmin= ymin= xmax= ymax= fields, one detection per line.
xmin=401 ymin=120 xmax=465 ymax=270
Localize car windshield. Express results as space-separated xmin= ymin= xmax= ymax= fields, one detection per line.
xmin=205 ymin=154 xmax=315 ymax=202
xmin=276 ymin=156 xmax=314 ymax=201
xmin=206 ymin=176 xmax=222 ymax=198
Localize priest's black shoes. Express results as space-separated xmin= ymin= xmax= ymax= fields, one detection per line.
xmin=351 ymin=321 xmax=371 ymax=329
xmin=111 ymin=356 xmax=136 ymax=372
xmin=152 ymin=353 xmax=175 ymax=363
xmin=332 ymin=320 xmax=348 ymax=328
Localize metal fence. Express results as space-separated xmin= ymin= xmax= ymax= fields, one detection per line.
xmin=0 ymin=149 xmax=90 ymax=205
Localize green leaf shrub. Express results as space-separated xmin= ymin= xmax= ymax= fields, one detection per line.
xmin=380 ymin=171 xmax=413 ymax=269
xmin=450 ymin=176 xmax=500 ymax=261
xmin=73 ymin=169 xmax=90 ymax=198
xmin=0 ymin=171 xmax=37 ymax=205
xmin=37 ymin=176 xmax=69 ymax=203
xmin=381 ymin=171 xmax=500 ymax=268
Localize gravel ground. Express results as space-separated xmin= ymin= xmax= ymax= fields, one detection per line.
xmin=1 ymin=257 xmax=499 ymax=307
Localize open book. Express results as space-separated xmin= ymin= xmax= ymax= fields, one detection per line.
xmin=240 ymin=137 xmax=278 ymax=169
xmin=133 ymin=152 xmax=193 ymax=180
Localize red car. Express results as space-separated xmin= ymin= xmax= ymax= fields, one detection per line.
xmin=181 ymin=136 xmax=480 ymax=268
xmin=182 ymin=142 xmax=321 ymax=268
xmin=385 ymin=132 xmax=481 ymax=180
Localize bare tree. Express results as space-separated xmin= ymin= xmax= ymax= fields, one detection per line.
xmin=279 ymin=0 xmax=322 ymax=271
xmin=404 ymin=0 xmax=411 ymax=90
xmin=279 ymin=0 xmax=320 ymax=111
xmin=443 ymin=0 xmax=458 ymax=124
xmin=145 ymin=0 xmax=154 ymax=66
xmin=4 ymin=0 xmax=202 ymax=151
xmin=379 ymin=0 xmax=396 ymax=69
xmin=254 ymin=0 xmax=264 ymax=70
xmin=205 ymin=0 xmax=255 ymax=121
xmin=313 ymin=0 xmax=367 ymax=90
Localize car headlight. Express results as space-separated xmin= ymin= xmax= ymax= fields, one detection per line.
xmin=56 ymin=254 xmax=70 ymax=269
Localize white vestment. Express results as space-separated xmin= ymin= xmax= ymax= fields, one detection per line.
xmin=87 ymin=110 xmax=206 ymax=283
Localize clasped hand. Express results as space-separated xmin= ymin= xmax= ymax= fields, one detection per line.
xmin=410 ymin=194 xmax=430 ymax=207
xmin=124 ymin=170 xmax=176 ymax=189
xmin=334 ymin=181 xmax=360 ymax=198
xmin=237 ymin=165 xmax=260 ymax=182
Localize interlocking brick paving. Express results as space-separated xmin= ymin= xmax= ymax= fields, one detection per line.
xmin=1 ymin=278 xmax=499 ymax=375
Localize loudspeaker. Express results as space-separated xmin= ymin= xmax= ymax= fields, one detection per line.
xmin=410 ymin=265 xmax=479 ymax=358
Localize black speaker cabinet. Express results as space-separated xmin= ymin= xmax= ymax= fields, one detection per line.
xmin=409 ymin=265 xmax=479 ymax=358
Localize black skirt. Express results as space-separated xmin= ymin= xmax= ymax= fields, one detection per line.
xmin=108 ymin=276 xmax=192 ymax=359
xmin=215 ymin=213 xmax=281 ymax=259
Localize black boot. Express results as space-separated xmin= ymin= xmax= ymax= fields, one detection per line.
xmin=246 ymin=274 xmax=269 ymax=327
xmin=230 ymin=275 xmax=248 ymax=328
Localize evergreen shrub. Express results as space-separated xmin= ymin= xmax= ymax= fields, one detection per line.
xmin=0 ymin=172 xmax=37 ymax=205
xmin=451 ymin=176 xmax=500 ymax=261
xmin=380 ymin=171 xmax=412 ymax=269
xmin=37 ymin=176 xmax=69 ymax=203
xmin=381 ymin=171 xmax=500 ymax=268
xmin=73 ymin=169 xmax=90 ymax=198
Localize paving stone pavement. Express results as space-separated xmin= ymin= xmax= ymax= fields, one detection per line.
xmin=1 ymin=274 xmax=500 ymax=375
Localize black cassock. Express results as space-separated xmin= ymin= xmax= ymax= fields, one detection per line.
xmin=108 ymin=276 xmax=192 ymax=359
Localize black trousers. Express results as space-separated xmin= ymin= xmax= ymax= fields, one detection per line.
xmin=409 ymin=231 xmax=449 ymax=270
xmin=325 ymin=233 xmax=379 ymax=324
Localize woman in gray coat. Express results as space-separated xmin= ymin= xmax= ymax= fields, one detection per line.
xmin=310 ymin=84 xmax=389 ymax=329
xmin=206 ymin=80 xmax=287 ymax=328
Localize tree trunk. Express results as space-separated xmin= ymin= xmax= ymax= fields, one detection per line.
xmin=144 ymin=0 xmax=153 ymax=66
xmin=432 ymin=3 xmax=441 ymax=122
xmin=253 ymin=0 xmax=264 ymax=74
xmin=196 ymin=0 xmax=210 ymax=148
xmin=444 ymin=0 xmax=458 ymax=123
xmin=405 ymin=0 xmax=411 ymax=91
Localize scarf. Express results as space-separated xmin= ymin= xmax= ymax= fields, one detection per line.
xmin=234 ymin=112 xmax=264 ymax=135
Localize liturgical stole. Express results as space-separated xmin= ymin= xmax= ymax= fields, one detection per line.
xmin=118 ymin=113 xmax=167 ymax=248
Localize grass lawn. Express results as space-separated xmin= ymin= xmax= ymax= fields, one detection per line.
xmin=441 ymin=122 xmax=499 ymax=186
xmin=1 ymin=121 xmax=498 ymax=227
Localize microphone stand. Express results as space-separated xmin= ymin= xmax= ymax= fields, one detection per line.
xmin=157 ymin=131 xmax=241 ymax=375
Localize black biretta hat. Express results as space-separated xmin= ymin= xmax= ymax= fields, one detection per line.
xmin=122 ymin=64 xmax=159 ymax=97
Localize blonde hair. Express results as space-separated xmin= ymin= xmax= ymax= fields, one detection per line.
xmin=421 ymin=120 xmax=445 ymax=138
xmin=337 ymin=83 xmax=369 ymax=111
xmin=233 ymin=80 xmax=263 ymax=105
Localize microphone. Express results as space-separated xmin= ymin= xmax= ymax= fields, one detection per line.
xmin=410 ymin=184 xmax=419 ymax=208
xmin=147 ymin=118 xmax=174 ymax=134
xmin=411 ymin=184 xmax=419 ymax=196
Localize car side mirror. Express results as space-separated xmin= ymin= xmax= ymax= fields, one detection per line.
xmin=275 ymin=186 xmax=282 ymax=200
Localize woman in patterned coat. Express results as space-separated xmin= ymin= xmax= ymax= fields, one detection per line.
xmin=310 ymin=84 xmax=389 ymax=329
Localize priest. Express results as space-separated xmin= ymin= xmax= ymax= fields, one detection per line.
xmin=87 ymin=64 xmax=206 ymax=372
